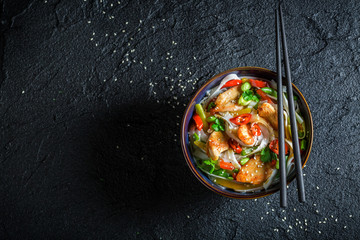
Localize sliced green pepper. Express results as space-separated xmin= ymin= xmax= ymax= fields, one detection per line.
xmin=206 ymin=116 xmax=217 ymax=122
xmin=238 ymin=95 xmax=251 ymax=106
xmin=261 ymin=87 xmax=277 ymax=97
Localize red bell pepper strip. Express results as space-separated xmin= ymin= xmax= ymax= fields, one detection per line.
xmin=219 ymin=159 xmax=235 ymax=170
xmin=228 ymin=139 xmax=242 ymax=154
xmin=256 ymin=89 xmax=273 ymax=104
xmin=249 ymin=79 xmax=267 ymax=88
xmin=269 ymin=139 xmax=289 ymax=155
xmin=221 ymin=79 xmax=242 ymax=89
xmin=250 ymin=123 xmax=261 ymax=136
xmin=193 ymin=113 xmax=203 ymax=131
xmin=230 ymin=113 xmax=252 ymax=125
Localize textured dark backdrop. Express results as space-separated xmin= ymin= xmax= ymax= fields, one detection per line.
xmin=1 ymin=0 xmax=359 ymax=239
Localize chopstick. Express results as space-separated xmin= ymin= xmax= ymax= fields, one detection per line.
xmin=275 ymin=8 xmax=287 ymax=208
xmin=276 ymin=4 xmax=306 ymax=206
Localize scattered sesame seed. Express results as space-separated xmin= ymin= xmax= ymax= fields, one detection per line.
xmin=22 ymin=90 xmax=25 ymax=94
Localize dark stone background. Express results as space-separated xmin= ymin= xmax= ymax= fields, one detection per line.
xmin=1 ymin=0 xmax=359 ymax=239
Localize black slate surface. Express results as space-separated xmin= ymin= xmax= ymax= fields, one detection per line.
xmin=1 ymin=0 xmax=359 ymax=239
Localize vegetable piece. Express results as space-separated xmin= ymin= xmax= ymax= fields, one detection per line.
xmin=256 ymin=89 xmax=273 ymax=104
xmin=240 ymin=157 xmax=250 ymax=165
xmin=202 ymin=159 xmax=217 ymax=173
xmin=193 ymin=114 xmax=203 ymax=131
xmin=233 ymin=168 xmax=239 ymax=173
xmin=207 ymin=102 xmax=216 ymax=112
xmin=206 ymin=116 xmax=217 ymax=122
xmin=300 ymin=139 xmax=307 ymax=151
xmin=211 ymin=118 xmax=225 ymax=132
xmin=238 ymin=95 xmax=251 ymax=106
xmin=233 ymin=108 xmax=252 ymax=115
xmin=260 ymin=146 xmax=272 ymax=163
xmin=275 ymin=160 xmax=279 ymax=169
xmin=250 ymin=123 xmax=261 ymax=136
xmin=219 ymin=160 xmax=235 ymax=170
xmin=241 ymin=77 xmax=249 ymax=82
xmin=241 ymin=147 xmax=253 ymax=156
xmin=230 ymin=113 xmax=252 ymax=125
xmin=193 ymin=133 xmax=200 ymax=141
xmin=249 ymin=79 xmax=267 ymax=88
xmin=195 ymin=104 xmax=209 ymax=130
xmin=213 ymin=169 xmax=231 ymax=178
xmin=194 ymin=140 xmax=207 ymax=151
xmin=242 ymin=90 xmax=259 ymax=102
xmin=221 ymin=79 xmax=242 ymax=89
xmin=269 ymin=139 xmax=289 ymax=155
xmin=228 ymin=139 xmax=242 ymax=154
xmin=241 ymin=82 xmax=251 ymax=92
xmin=261 ymin=87 xmax=277 ymax=97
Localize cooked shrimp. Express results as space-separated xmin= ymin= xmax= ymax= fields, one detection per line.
xmin=235 ymin=155 xmax=274 ymax=184
xmin=258 ymin=102 xmax=278 ymax=130
xmin=207 ymin=131 xmax=229 ymax=160
xmin=237 ymin=124 xmax=255 ymax=145
xmin=215 ymin=86 xmax=241 ymax=107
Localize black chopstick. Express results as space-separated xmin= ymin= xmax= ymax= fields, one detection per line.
xmin=275 ymin=8 xmax=287 ymax=208
xmin=278 ymin=5 xmax=306 ymax=203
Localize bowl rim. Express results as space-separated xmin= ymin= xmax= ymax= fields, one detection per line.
xmin=180 ymin=66 xmax=314 ymax=199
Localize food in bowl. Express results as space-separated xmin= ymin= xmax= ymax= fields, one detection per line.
xmin=188 ymin=73 xmax=308 ymax=192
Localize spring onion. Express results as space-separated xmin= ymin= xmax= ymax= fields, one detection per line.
xmin=206 ymin=116 xmax=217 ymax=122
xmin=207 ymin=102 xmax=216 ymax=112
xmin=301 ymin=139 xmax=307 ymax=151
xmin=276 ymin=160 xmax=279 ymax=169
xmin=193 ymin=133 xmax=200 ymax=141
xmin=240 ymin=157 xmax=250 ymax=165
xmin=241 ymin=148 xmax=253 ymax=156
xmin=238 ymin=95 xmax=251 ymax=106
xmin=241 ymin=82 xmax=251 ymax=92
xmin=194 ymin=140 xmax=206 ymax=151
xmin=233 ymin=108 xmax=252 ymax=115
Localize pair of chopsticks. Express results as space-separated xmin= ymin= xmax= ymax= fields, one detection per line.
xmin=275 ymin=5 xmax=305 ymax=207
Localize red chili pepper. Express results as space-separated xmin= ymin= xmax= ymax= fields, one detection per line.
xmin=269 ymin=139 xmax=289 ymax=155
xmin=256 ymin=89 xmax=273 ymax=104
xmin=230 ymin=113 xmax=252 ymax=125
xmin=219 ymin=159 xmax=234 ymax=170
xmin=192 ymin=113 xmax=203 ymax=131
xmin=249 ymin=79 xmax=267 ymax=88
xmin=221 ymin=79 xmax=242 ymax=89
xmin=250 ymin=123 xmax=261 ymax=136
xmin=228 ymin=139 xmax=242 ymax=154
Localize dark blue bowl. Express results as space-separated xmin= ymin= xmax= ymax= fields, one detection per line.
xmin=180 ymin=67 xmax=313 ymax=199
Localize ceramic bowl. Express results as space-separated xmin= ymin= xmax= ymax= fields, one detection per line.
xmin=180 ymin=66 xmax=313 ymax=199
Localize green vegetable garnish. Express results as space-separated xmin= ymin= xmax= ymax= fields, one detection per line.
xmin=240 ymin=157 xmax=250 ymax=165
xmin=241 ymin=147 xmax=253 ymax=156
xmin=211 ymin=118 xmax=225 ymax=132
xmin=260 ymin=146 xmax=271 ymax=163
xmin=276 ymin=160 xmax=279 ymax=169
xmin=241 ymin=82 xmax=251 ymax=92
xmin=261 ymin=87 xmax=277 ymax=97
xmin=238 ymin=95 xmax=251 ymax=106
xmin=301 ymin=139 xmax=307 ymax=151
xmin=233 ymin=168 xmax=239 ymax=173
xmin=207 ymin=102 xmax=216 ymax=112
xmin=206 ymin=116 xmax=217 ymax=122
xmin=227 ymin=177 xmax=234 ymax=180
xmin=195 ymin=104 xmax=208 ymax=130
xmin=193 ymin=133 xmax=200 ymax=141
xmin=203 ymin=159 xmax=217 ymax=174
